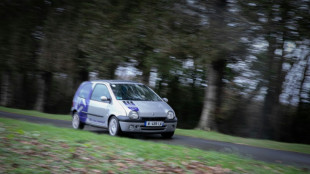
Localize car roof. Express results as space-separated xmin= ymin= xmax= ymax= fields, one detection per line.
xmin=91 ymin=80 xmax=142 ymax=84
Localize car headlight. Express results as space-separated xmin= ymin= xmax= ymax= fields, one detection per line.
xmin=129 ymin=111 xmax=139 ymax=119
xmin=167 ymin=111 xmax=175 ymax=119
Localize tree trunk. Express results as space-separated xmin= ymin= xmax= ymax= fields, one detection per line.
xmin=197 ymin=60 xmax=225 ymax=130
xmin=78 ymin=68 xmax=89 ymax=82
xmin=34 ymin=73 xmax=46 ymax=112
xmin=142 ymin=69 xmax=150 ymax=85
xmin=261 ymin=36 xmax=277 ymax=139
xmin=196 ymin=0 xmax=227 ymax=131
xmin=0 ymin=72 xmax=11 ymax=106
xmin=34 ymin=72 xmax=52 ymax=112
xmin=261 ymin=34 xmax=286 ymax=139
xmin=292 ymin=54 xmax=310 ymax=143
xmin=108 ymin=63 xmax=118 ymax=79
xmin=261 ymin=1 xmax=289 ymax=139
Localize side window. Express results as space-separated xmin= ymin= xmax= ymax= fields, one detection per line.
xmin=91 ymin=84 xmax=111 ymax=101
xmin=78 ymin=83 xmax=92 ymax=99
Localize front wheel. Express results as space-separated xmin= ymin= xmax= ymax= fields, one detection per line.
xmin=72 ymin=113 xmax=85 ymax=129
xmin=108 ymin=116 xmax=121 ymax=136
xmin=161 ymin=132 xmax=174 ymax=139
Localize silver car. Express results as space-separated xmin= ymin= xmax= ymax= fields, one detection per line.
xmin=71 ymin=80 xmax=177 ymax=138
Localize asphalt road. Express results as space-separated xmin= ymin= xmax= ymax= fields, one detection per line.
xmin=1 ymin=110 xmax=310 ymax=169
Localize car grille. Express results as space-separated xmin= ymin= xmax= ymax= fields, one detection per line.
xmin=140 ymin=126 xmax=166 ymax=130
xmin=140 ymin=117 xmax=166 ymax=121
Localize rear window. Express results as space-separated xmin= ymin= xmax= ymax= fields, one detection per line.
xmin=78 ymin=83 xmax=92 ymax=99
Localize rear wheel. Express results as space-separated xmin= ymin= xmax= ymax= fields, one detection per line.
xmin=161 ymin=131 xmax=174 ymax=138
xmin=108 ymin=116 xmax=121 ymax=136
xmin=72 ymin=112 xmax=85 ymax=129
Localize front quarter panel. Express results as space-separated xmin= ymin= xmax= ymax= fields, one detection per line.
xmin=104 ymin=98 xmax=128 ymax=127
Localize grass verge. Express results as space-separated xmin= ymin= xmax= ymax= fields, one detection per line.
xmin=0 ymin=106 xmax=71 ymax=121
xmin=0 ymin=118 xmax=307 ymax=174
xmin=175 ymin=129 xmax=310 ymax=155
xmin=1 ymin=106 xmax=310 ymax=155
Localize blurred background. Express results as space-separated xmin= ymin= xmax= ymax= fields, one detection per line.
xmin=0 ymin=0 xmax=309 ymax=144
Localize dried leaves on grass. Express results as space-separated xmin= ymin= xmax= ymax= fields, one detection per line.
xmin=0 ymin=123 xmax=231 ymax=174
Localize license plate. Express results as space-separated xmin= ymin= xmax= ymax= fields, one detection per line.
xmin=145 ymin=121 xmax=164 ymax=126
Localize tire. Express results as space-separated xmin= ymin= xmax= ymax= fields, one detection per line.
xmin=161 ymin=131 xmax=174 ymax=139
xmin=72 ymin=112 xmax=85 ymax=130
xmin=108 ymin=116 xmax=121 ymax=136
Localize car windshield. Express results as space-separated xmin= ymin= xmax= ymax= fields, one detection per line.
xmin=110 ymin=84 xmax=161 ymax=101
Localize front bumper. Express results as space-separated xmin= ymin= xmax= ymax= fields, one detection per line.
xmin=118 ymin=116 xmax=177 ymax=133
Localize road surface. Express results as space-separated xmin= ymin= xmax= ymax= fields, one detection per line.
xmin=0 ymin=111 xmax=309 ymax=169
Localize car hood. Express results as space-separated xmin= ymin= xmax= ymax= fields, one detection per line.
xmin=118 ymin=100 xmax=173 ymax=117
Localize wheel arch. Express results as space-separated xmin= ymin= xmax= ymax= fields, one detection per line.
xmin=107 ymin=114 xmax=122 ymax=136
xmin=107 ymin=114 xmax=116 ymax=126
xmin=71 ymin=109 xmax=77 ymax=117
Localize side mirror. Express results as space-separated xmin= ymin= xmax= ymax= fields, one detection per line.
xmin=100 ymin=96 xmax=109 ymax=101
xmin=162 ymin=98 xmax=168 ymax=102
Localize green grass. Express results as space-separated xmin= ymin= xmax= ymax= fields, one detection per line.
xmin=0 ymin=118 xmax=307 ymax=174
xmin=176 ymin=129 xmax=310 ymax=155
xmin=0 ymin=106 xmax=71 ymax=121
xmin=1 ymin=106 xmax=310 ymax=155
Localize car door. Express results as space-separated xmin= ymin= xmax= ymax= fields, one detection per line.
xmin=87 ymin=84 xmax=111 ymax=127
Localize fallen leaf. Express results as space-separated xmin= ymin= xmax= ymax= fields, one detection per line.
xmin=107 ymin=170 xmax=114 ymax=174
xmin=71 ymin=153 xmax=79 ymax=159
xmin=11 ymin=163 xmax=19 ymax=168
xmin=91 ymin=169 xmax=102 ymax=174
